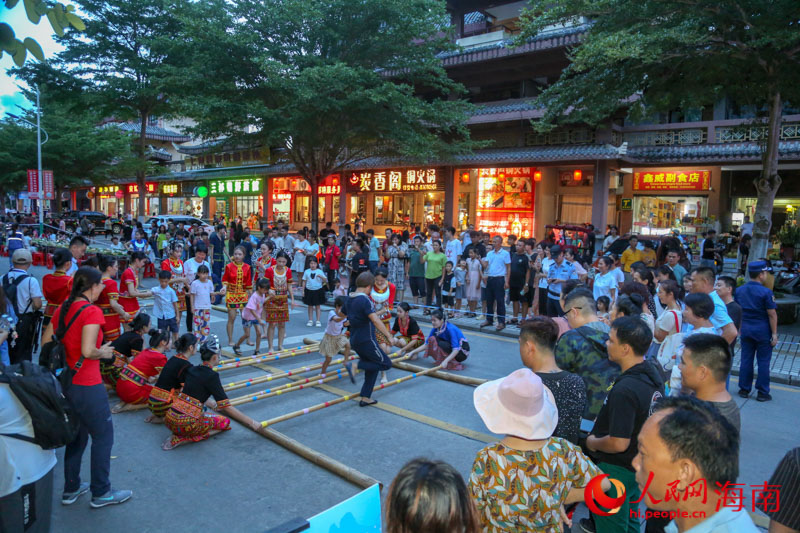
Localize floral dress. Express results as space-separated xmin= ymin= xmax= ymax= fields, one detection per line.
xmin=469 ymin=439 xmax=601 ymax=533
xmin=465 ymin=257 xmax=482 ymax=302
xmin=386 ymin=243 xmax=406 ymax=291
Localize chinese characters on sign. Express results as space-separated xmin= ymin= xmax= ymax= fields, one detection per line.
xmin=477 ymin=167 xmax=532 ymax=178
xmin=209 ymin=178 xmax=263 ymax=196
xmin=317 ymin=184 xmax=341 ymax=195
xmin=126 ymin=183 xmax=157 ymax=194
xmin=161 ymin=183 xmax=179 ymax=195
xmin=347 ymin=169 xmax=441 ymax=193
xmin=633 ymin=170 xmax=710 ymax=191
xmin=26 ymin=170 xmax=55 ymax=200
xmin=97 ymin=185 xmax=120 ymax=196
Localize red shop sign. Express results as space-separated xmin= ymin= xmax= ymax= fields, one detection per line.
xmin=633 ymin=170 xmax=710 ymax=191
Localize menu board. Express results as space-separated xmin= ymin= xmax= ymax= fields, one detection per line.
xmin=476 ymin=168 xmax=535 ymax=238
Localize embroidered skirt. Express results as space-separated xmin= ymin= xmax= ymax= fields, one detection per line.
xmin=226 ymin=290 xmax=248 ymax=309
xmin=147 ymin=386 xmax=173 ymax=418
xmin=102 ymin=314 xmax=121 ymax=342
xmin=164 ymin=394 xmax=231 ymax=448
xmin=193 ymin=309 xmax=211 ymax=342
xmin=264 ymin=294 xmax=289 ymax=323
xmin=175 ymin=288 xmax=187 ymax=312
xmin=375 ymin=316 xmax=392 ymax=347
xmin=116 ymin=365 xmax=153 ymax=404
xmin=100 ymin=350 xmax=131 ymax=387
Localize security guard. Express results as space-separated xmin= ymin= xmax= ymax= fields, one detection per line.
xmin=5 ymin=223 xmax=24 ymax=269
xmin=546 ymin=245 xmax=578 ymax=317
xmin=734 ymin=260 xmax=778 ymax=401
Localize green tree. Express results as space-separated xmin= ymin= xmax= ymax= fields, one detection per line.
xmin=518 ymin=0 xmax=800 ymax=258
xmin=1 ymin=0 xmax=84 ymax=66
xmin=0 ymin=86 xmax=135 ymax=214
xmin=52 ymin=0 xmax=185 ymax=217
xmin=175 ymin=0 xmax=481 ymax=231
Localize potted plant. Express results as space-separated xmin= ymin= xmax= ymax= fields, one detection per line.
xmin=776 ymin=224 xmax=800 ymax=262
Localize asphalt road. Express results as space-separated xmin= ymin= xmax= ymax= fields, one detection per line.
xmin=3 ymin=259 xmax=794 ymax=532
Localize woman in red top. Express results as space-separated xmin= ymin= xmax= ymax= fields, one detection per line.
xmin=42 ymin=248 xmax=73 ymax=327
xmin=97 ymin=255 xmax=131 ymax=343
xmin=42 ymin=267 xmax=132 ymax=507
xmin=256 ymin=241 xmax=277 ymax=281
xmin=112 ymin=328 xmax=170 ymax=413
xmin=324 ymin=235 xmax=341 ymax=292
xmin=263 ymin=252 xmax=295 ymax=351
xmin=161 ymin=243 xmax=190 ymax=325
xmin=118 ymin=251 xmax=152 ymax=331
xmin=221 ymin=246 xmax=253 ymax=347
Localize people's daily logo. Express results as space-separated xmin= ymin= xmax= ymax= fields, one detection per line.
xmin=584 ymin=474 xmax=627 ymax=516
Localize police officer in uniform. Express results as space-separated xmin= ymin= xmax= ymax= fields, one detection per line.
xmin=546 ymin=245 xmax=578 ymax=317
xmin=5 ymin=224 xmax=25 ymax=269
xmin=734 ymin=260 xmax=778 ymax=402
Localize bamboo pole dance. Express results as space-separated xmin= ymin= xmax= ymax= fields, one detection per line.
xmin=215 ymin=345 xmax=319 ymax=372
xmin=390 ymin=361 xmax=488 ymax=386
xmin=219 ymin=343 xmax=320 ymax=366
xmin=227 ymin=354 xmax=415 ymax=407
xmin=223 ymin=354 xmax=354 ymax=391
xmin=259 ymin=365 xmax=443 ymax=428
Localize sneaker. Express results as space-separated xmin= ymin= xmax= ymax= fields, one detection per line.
xmin=380 ymin=375 xmax=388 ymax=384
xmin=315 ymin=321 xmax=322 ymax=327
xmin=90 ymin=489 xmax=132 ymax=509
xmin=757 ymin=392 xmax=773 ymax=402
xmin=578 ymin=518 xmax=596 ymax=533
xmin=306 ymin=320 xmax=313 ymax=327
xmin=738 ymin=389 xmax=750 ymax=398
xmin=62 ymin=482 xmax=90 ymax=505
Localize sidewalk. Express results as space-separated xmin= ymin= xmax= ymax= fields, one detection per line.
xmin=406 ymin=307 xmax=800 ymax=387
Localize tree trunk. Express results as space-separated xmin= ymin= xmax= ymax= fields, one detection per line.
xmin=136 ymin=112 xmax=149 ymax=220
xmin=750 ymin=91 xmax=783 ymax=262
xmin=53 ymin=184 xmax=63 ymax=214
xmin=0 ymin=184 xmax=5 ymax=216
xmin=309 ymin=176 xmax=320 ymax=234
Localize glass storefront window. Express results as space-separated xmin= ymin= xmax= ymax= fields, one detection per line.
xmin=633 ymin=195 xmax=708 ymax=236
xmin=374 ymin=195 xmax=414 ymax=226
xmin=333 ymin=195 xmax=340 ymax=224
xmin=236 ymin=196 xmax=262 ymax=219
xmin=166 ymin=197 xmax=186 ymax=215
xmin=423 ymin=192 xmax=444 ymax=228
xmin=458 ymin=192 xmax=471 ymax=230
xmin=350 ymin=196 xmax=365 ymax=224
xmin=295 ymin=195 xmax=310 ymax=222
xmin=319 ymin=197 xmax=327 ymax=222
xmin=272 ymin=194 xmax=291 ymax=223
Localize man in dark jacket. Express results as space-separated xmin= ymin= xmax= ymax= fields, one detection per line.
xmin=583 ymin=316 xmax=665 ymax=533
xmin=555 ymin=288 xmax=619 ymax=422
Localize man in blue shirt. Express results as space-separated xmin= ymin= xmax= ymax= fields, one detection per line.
xmin=546 ymin=245 xmax=578 ymax=317
xmin=366 ymin=229 xmax=381 ymax=273
xmin=685 ymin=267 xmax=737 ymax=346
xmin=633 ymin=396 xmax=757 ymax=533
xmin=480 ymin=235 xmax=510 ymax=331
xmin=734 ymin=260 xmax=778 ymax=401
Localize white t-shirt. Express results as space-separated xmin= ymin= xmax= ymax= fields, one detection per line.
xmin=445 ymin=239 xmax=462 ymax=265
xmin=303 ymin=268 xmax=326 ymax=291
xmin=324 ymin=309 xmax=346 ymax=336
xmin=740 ymin=222 xmax=754 ymax=236
xmin=593 ymin=271 xmax=618 ymax=302
xmin=184 ymin=257 xmax=211 ymax=284
xmin=190 ymin=279 xmax=214 ymax=310
xmin=4 ymin=269 xmax=42 ymax=314
xmin=0 ymin=384 xmax=57 ymax=497
xmin=655 ymin=308 xmax=682 ymax=345
xmin=538 ymin=258 xmax=555 ymax=288
xmin=612 ymin=267 xmax=625 ymax=286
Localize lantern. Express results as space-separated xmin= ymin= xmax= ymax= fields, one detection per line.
xmin=498 ymin=171 xmax=505 ymax=179
xmin=573 ymin=169 xmax=582 ymax=181
xmin=114 ymin=189 xmax=124 ymax=199
xmin=533 ymin=171 xmax=542 ymax=182
xmin=461 ymin=172 xmax=470 ymax=184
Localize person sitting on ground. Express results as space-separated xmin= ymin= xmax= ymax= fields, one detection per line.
xmin=386 ymin=458 xmax=480 ymax=533
xmin=102 ymin=313 xmax=150 ymax=389
xmin=519 ymin=317 xmax=586 ymax=445
xmin=678 ymin=333 xmax=740 ymax=434
xmin=632 ymin=396 xmax=756 ymax=533
xmin=163 ymin=336 xmax=261 ymax=450
xmin=469 ymin=368 xmax=608 ymax=532
xmin=146 ymin=333 xmax=197 ymax=424
xmin=112 ymin=328 xmax=170 ymax=413
xmin=555 ymin=288 xmax=618 ymax=423
xmin=391 ymin=302 xmax=425 ymax=356
xmin=404 ymin=309 xmax=470 ymax=371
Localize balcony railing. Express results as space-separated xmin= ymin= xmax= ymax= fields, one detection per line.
xmin=526 ymin=128 xmax=595 ymax=146
xmin=622 ymin=128 xmax=706 ymax=146
xmin=715 ymin=123 xmax=800 ymax=143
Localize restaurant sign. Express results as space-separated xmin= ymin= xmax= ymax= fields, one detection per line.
xmin=347 ymin=168 xmax=443 ymax=193
xmin=633 ymin=170 xmax=710 ymax=191
xmin=209 ymin=178 xmax=263 ymax=196
xmin=127 ymin=183 xmax=157 ymax=194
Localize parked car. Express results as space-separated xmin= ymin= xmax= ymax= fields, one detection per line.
xmin=59 ymin=210 xmax=123 ymax=235
xmin=144 ymin=215 xmax=214 ymax=237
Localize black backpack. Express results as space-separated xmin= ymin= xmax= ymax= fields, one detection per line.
xmin=2 ymin=272 xmax=31 ymax=315
xmin=0 ymin=360 xmax=80 ymax=449
xmin=39 ymin=303 xmax=91 ymax=392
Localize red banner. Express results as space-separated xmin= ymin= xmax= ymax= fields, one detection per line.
xmin=43 ymin=170 xmax=54 ymax=199
xmin=633 ymin=170 xmax=710 ymax=191
xmin=27 ymin=170 xmax=39 ymax=199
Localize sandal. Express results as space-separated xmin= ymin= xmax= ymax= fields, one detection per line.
xmin=232 ymin=345 xmax=242 ymax=356
xmin=359 ymin=399 xmax=378 ymax=407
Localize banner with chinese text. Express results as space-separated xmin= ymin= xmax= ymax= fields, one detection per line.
xmin=347 ymin=168 xmax=444 ymax=193
xmin=633 ymin=170 xmax=710 ymax=191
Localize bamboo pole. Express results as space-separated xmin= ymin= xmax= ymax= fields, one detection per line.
xmin=215 ymin=346 xmax=319 ymax=372
xmin=219 ymin=344 xmax=320 ymax=366
xmin=228 ymin=354 xmax=414 ymax=406
xmin=260 ymin=365 xmax=443 ymax=428
xmin=391 ymin=361 xmax=488 ymax=386
xmin=223 ymin=355 xmax=354 ymax=391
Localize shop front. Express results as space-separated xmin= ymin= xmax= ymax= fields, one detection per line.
xmin=127 ymin=182 xmax=158 ymax=217
xmin=161 ymin=182 xmax=204 ymax=217
xmin=208 ymin=177 xmax=264 ymax=222
xmin=727 ymin=169 xmax=800 ymax=233
xmin=96 ymin=185 xmax=123 ymax=217
xmin=345 ymin=167 xmax=445 ymax=233
xmin=456 ymin=167 xmax=535 ymax=238
xmin=624 ymin=167 xmax=720 ymax=244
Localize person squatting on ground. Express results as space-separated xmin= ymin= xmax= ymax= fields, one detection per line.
xmin=147 ymin=333 xmax=197 ymax=424
xmin=111 ymin=328 xmax=171 ymax=414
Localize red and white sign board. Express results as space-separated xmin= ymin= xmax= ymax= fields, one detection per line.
xmin=26 ymin=170 xmax=55 ymax=200
xmin=27 ymin=169 xmax=39 ymax=199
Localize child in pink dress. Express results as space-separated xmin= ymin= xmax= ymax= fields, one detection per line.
xmin=233 ymin=278 xmax=271 ymax=355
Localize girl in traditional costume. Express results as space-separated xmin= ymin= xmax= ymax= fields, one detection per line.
xmin=104 ymin=314 xmax=149 ymax=388
xmin=263 ymin=252 xmax=295 ymax=351
xmin=222 ymin=245 xmax=253 ymax=347
xmin=97 ymin=255 xmax=130 ymax=343
xmin=371 ymin=268 xmax=396 ymax=384
xmin=162 ymin=336 xmax=261 ymax=450
xmin=111 ymin=328 xmax=170 ymax=413
xmin=256 ymin=241 xmax=277 ymax=281
xmin=42 ymin=248 xmax=73 ymax=327
xmin=119 ymin=251 xmax=152 ymax=331
xmin=146 ymin=333 xmax=196 ymax=423
xmin=391 ymin=302 xmax=425 ymax=355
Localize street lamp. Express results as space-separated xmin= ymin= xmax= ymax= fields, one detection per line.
xmin=8 ymin=85 xmax=48 ymax=235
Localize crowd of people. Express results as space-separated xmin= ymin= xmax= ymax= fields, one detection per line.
xmin=1 ymin=214 xmax=798 ymax=533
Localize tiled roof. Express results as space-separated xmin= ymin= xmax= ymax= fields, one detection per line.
xmin=454 ymin=145 xmax=619 ymax=163
xmin=176 ymin=139 xmax=224 ymax=155
xmin=147 ymin=145 xmax=173 ymax=161
xmin=626 ymin=141 xmax=800 ymax=162
xmin=473 ymin=99 xmax=538 ymax=116
xmin=439 ymin=24 xmax=588 ymax=62
xmin=464 ymin=11 xmax=486 ymax=25
xmin=112 ymin=122 xmax=192 ymax=142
